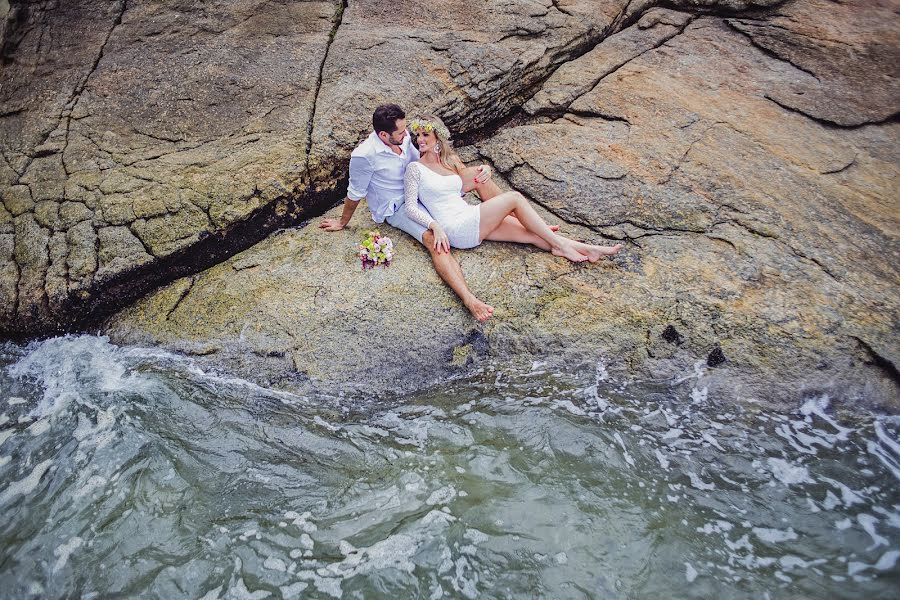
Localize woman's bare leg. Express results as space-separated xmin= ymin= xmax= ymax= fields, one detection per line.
xmin=573 ymin=241 xmax=624 ymax=262
xmin=478 ymin=192 xmax=587 ymax=262
xmin=466 ymin=172 xmax=560 ymax=231
xmin=484 ymin=217 xmax=552 ymax=249
xmin=485 ymin=217 xmax=624 ymax=261
xmin=422 ymin=230 xmax=494 ymax=322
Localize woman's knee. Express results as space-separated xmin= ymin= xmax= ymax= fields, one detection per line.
xmin=496 ymin=191 xmax=522 ymax=208
xmin=507 ymin=191 xmax=526 ymax=207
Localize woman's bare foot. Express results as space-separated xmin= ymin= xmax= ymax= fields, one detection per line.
xmin=464 ymin=296 xmax=494 ymax=322
xmin=574 ymin=242 xmax=624 ymax=262
xmin=551 ymin=241 xmax=589 ymax=263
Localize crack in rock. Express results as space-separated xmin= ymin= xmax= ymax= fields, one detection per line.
xmin=305 ymin=0 xmax=347 ymax=172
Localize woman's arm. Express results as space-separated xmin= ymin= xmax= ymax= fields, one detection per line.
xmin=403 ymin=163 xmax=434 ymax=229
xmin=460 ymin=164 xmax=495 ymax=195
xmin=404 ymin=163 xmax=450 ymax=253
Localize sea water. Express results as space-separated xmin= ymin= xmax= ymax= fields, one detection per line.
xmin=0 ymin=335 xmax=897 ymax=599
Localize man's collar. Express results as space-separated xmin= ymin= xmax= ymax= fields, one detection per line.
xmin=372 ymin=131 xmax=407 ymax=156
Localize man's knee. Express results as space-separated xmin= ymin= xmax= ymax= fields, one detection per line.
xmin=421 ymin=229 xmax=444 ymax=257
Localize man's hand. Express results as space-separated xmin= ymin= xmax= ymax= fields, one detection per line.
xmin=318 ymin=218 xmax=346 ymax=232
xmin=320 ymin=198 xmax=360 ymax=232
xmin=474 ymin=164 xmax=492 ymax=184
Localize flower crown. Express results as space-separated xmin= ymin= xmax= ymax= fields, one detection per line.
xmin=409 ymin=118 xmax=450 ymax=140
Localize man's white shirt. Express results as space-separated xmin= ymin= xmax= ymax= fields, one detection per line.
xmin=346 ymin=131 xmax=421 ymax=223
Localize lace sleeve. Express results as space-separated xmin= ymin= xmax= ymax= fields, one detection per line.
xmin=404 ymin=163 xmax=434 ymax=229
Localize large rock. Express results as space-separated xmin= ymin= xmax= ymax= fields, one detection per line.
xmin=105 ymin=2 xmax=899 ymax=410
xmin=305 ymin=0 xmax=632 ymax=194
xmin=0 ymin=0 xmax=336 ymax=334
xmin=481 ymin=10 xmax=900 ymax=403
xmin=725 ymin=0 xmax=900 ymax=126
xmin=0 ymin=0 xmax=787 ymax=336
xmin=2 ymin=0 xmax=898 ymax=409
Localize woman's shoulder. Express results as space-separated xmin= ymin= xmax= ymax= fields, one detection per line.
xmin=404 ymin=161 xmax=422 ymax=178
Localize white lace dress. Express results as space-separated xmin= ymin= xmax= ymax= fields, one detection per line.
xmin=403 ymin=162 xmax=481 ymax=249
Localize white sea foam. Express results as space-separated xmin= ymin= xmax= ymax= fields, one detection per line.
xmin=767 ymin=458 xmax=813 ymax=485
xmin=848 ymin=549 xmax=900 ymax=576
xmin=0 ymin=428 xmax=15 ymax=447
xmin=52 ymin=536 xmax=83 ymax=573
xmin=752 ymin=527 xmax=798 ymax=543
xmin=0 ymin=459 xmax=53 ymax=503
xmin=614 ymin=432 xmax=635 ymax=467
xmin=426 ymin=486 xmax=457 ymax=506
xmin=779 ymin=555 xmax=825 ymax=571
xmin=654 ymin=449 xmax=670 ymax=470
xmin=595 ymin=359 xmax=609 ymax=383
xmin=9 ymin=336 xmax=149 ymax=417
xmin=263 ymin=557 xmax=287 ymax=572
xmin=868 ymin=420 xmax=900 ymax=482
xmin=820 ymin=477 xmax=865 ymax=507
xmin=697 ymin=520 xmax=733 ymax=535
xmin=553 ymin=399 xmax=586 ymax=416
xmin=663 ymin=428 xmax=683 ymax=440
xmin=856 ymin=514 xmax=889 ymax=549
xmin=313 ymin=416 xmax=340 ymax=432
xmin=74 ymin=475 xmax=107 ymax=500
xmin=702 ymin=431 xmax=725 ymax=451
xmin=280 ymin=582 xmax=308 ymax=599
xmin=799 ymin=396 xmax=851 ymax=442
xmin=688 ymin=472 xmax=715 ymax=491
xmin=27 ymin=418 xmax=50 ymax=436
xmin=685 ymin=562 xmax=698 ymax=582
xmin=284 ymin=511 xmax=317 ymax=533
xmin=690 ymin=386 xmax=708 ymax=404
xmin=835 ymin=518 xmax=852 ymax=530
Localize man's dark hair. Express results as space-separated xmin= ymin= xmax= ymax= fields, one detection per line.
xmin=373 ymin=104 xmax=405 ymax=135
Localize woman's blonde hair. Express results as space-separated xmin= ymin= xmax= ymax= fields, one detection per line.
xmin=412 ymin=114 xmax=465 ymax=175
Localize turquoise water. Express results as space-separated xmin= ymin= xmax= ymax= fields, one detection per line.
xmin=0 ymin=335 xmax=898 ymax=598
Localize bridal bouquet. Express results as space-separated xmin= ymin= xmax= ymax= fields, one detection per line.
xmin=359 ymin=230 xmax=394 ymax=269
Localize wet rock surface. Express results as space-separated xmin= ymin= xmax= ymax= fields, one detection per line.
xmin=2 ymin=0 xmax=898 ymax=408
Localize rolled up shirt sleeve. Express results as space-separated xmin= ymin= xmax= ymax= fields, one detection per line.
xmin=347 ymin=155 xmax=374 ymax=201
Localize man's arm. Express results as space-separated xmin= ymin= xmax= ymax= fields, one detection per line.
xmin=319 ymin=155 xmax=373 ymax=231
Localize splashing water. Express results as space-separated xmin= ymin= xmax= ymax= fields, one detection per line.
xmin=0 ymin=335 xmax=897 ymax=599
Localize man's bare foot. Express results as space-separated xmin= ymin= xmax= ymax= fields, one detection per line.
xmin=575 ymin=242 xmax=624 ymax=262
xmin=552 ymin=241 xmax=589 ymax=263
xmin=464 ymin=296 xmax=495 ymax=322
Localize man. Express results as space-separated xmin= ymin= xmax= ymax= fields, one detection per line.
xmin=319 ymin=104 xmax=499 ymax=321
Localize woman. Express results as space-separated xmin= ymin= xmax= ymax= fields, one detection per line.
xmin=404 ymin=115 xmax=623 ymax=263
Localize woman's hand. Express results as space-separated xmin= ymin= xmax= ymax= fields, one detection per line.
xmin=474 ymin=164 xmax=491 ymax=184
xmin=430 ymin=223 xmax=451 ymax=254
